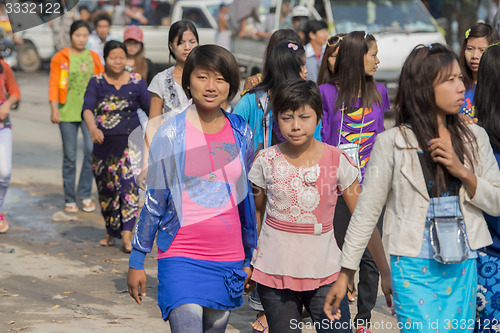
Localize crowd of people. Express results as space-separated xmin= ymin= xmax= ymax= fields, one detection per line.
xmin=123 ymin=20 xmax=498 ymax=333
xmin=0 ymin=2 xmax=499 ymax=332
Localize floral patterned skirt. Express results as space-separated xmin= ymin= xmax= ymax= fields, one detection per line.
xmin=92 ymin=135 xmax=139 ymax=238
xmin=475 ymin=252 xmax=500 ymax=333
xmin=391 ymin=255 xmax=477 ymax=332
xmin=157 ymin=257 xmax=246 ymax=320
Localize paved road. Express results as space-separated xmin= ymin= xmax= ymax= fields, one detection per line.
xmin=0 ymin=71 xmax=398 ymax=333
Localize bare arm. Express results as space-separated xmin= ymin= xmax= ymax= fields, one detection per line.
xmin=82 ymin=109 xmax=104 ymax=144
xmin=50 ymin=100 xmax=60 ymax=124
xmin=0 ymin=95 xmax=19 ymax=121
xmin=342 ymin=179 xmax=392 ymax=306
xmin=137 ymin=93 xmax=164 ymax=189
xmin=252 ymin=184 xmax=267 ymax=235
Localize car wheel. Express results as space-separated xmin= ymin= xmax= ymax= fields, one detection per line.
xmin=17 ymin=42 xmax=41 ymax=72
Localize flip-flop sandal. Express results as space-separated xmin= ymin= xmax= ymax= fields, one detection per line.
xmin=252 ymin=313 xmax=269 ymax=333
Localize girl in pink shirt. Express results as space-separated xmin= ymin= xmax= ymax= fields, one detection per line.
xmin=248 ymin=79 xmax=390 ymax=332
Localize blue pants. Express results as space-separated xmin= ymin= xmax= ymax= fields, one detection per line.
xmin=59 ymin=121 xmax=93 ymax=203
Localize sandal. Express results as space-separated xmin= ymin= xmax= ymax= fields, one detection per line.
xmin=99 ymin=234 xmax=115 ymax=247
xmin=252 ymin=312 xmax=268 ymax=333
xmin=82 ymin=198 xmax=96 ymax=212
xmin=0 ymin=213 xmax=9 ymax=233
xmin=65 ymin=202 xmax=79 ymax=213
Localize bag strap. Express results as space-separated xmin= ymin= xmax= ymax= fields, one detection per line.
xmin=255 ymin=90 xmax=271 ymax=148
xmin=338 ymin=103 xmax=366 ymax=147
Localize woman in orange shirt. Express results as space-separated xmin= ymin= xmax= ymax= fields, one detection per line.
xmin=49 ymin=20 xmax=103 ymax=214
xmin=0 ymin=56 xmax=20 ymax=233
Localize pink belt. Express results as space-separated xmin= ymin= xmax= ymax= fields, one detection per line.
xmin=265 ymin=216 xmax=332 ymax=235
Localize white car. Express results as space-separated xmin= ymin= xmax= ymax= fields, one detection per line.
xmin=329 ymin=0 xmax=446 ymax=95
xmin=14 ymin=0 xmax=223 ymax=71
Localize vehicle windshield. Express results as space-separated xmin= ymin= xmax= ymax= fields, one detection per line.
xmin=330 ymin=0 xmax=438 ymax=34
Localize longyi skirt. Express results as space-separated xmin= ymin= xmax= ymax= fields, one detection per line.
xmin=391 ymin=255 xmax=476 ymax=333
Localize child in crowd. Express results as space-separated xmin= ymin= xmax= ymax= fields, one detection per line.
xmin=127 ymin=45 xmax=257 ymax=333
xmin=324 ymin=43 xmax=500 ymax=333
xmin=234 ymin=41 xmax=321 ymax=156
xmin=248 ymin=79 xmax=390 ymax=333
xmin=458 ymin=22 xmax=499 ymax=118
xmin=320 ymin=31 xmax=390 ymax=333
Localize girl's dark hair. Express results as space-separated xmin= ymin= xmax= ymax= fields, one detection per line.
xmin=475 ymin=43 xmax=500 ymax=151
xmin=182 ymin=44 xmax=240 ymax=102
xmin=332 ymin=31 xmax=381 ymax=111
xmin=262 ymin=29 xmax=301 ymax=77
xmin=395 ymin=43 xmax=476 ymax=193
xmin=169 ymin=20 xmax=199 ymax=60
xmin=103 ymin=40 xmax=127 ymax=61
xmin=317 ymin=33 xmax=345 ymax=85
xmin=304 ymin=19 xmax=327 ymax=44
xmin=70 ymin=20 xmax=91 ymax=37
xmin=459 ymin=22 xmax=500 ymax=91
xmin=94 ymin=12 xmax=112 ymax=26
xmin=255 ymin=41 xmax=305 ymax=94
xmin=272 ymin=79 xmax=322 ymax=124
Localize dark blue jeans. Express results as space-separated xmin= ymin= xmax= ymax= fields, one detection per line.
xmin=258 ymin=283 xmax=352 ymax=333
xmin=334 ymin=196 xmax=384 ymax=328
xmin=59 ymin=121 xmax=93 ymax=203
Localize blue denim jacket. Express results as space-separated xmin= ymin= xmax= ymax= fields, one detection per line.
xmin=129 ymin=109 xmax=258 ymax=269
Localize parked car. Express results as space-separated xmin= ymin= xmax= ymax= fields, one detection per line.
xmin=14 ymin=0 xmax=444 ymax=92
xmin=13 ymin=0 xmax=223 ymax=72
xmin=233 ymin=0 xmax=445 ymax=95
xmin=329 ymin=0 xmax=446 ymax=96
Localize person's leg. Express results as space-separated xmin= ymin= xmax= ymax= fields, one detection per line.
xmin=168 ymin=303 xmax=203 ymax=333
xmin=92 ymin=145 xmax=119 ymax=244
xmin=304 ymin=284 xmax=352 ymax=333
xmin=59 ymin=122 xmax=78 ymax=205
xmin=257 ymin=283 xmax=302 ymax=333
xmin=249 ymin=289 xmax=268 ymax=332
xmin=202 ymin=307 xmax=231 ymax=333
xmin=76 ymin=121 xmax=94 ymax=202
xmin=119 ymin=145 xmax=139 ymax=251
xmin=354 ymin=249 xmax=379 ymax=329
xmin=332 ymin=196 xmax=356 ymax=301
xmin=0 ymin=128 xmax=12 ymax=210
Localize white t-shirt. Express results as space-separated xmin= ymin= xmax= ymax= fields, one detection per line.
xmin=147 ymin=66 xmax=191 ymax=117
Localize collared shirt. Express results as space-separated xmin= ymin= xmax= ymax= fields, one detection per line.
xmin=304 ymin=43 xmax=326 ymax=83
xmin=86 ymin=31 xmax=119 ymax=65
